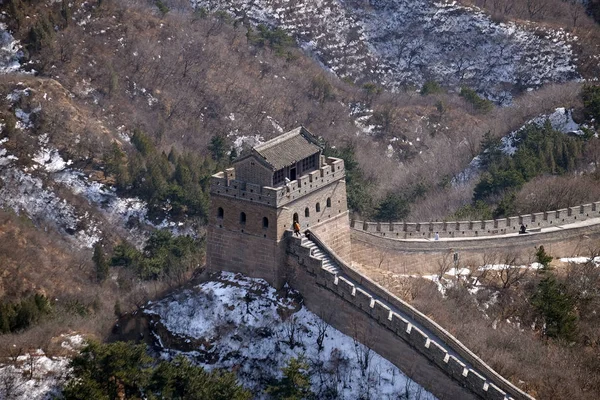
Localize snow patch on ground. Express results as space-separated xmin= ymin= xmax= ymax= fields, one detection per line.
xmin=31 ymin=136 xmax=72 ymax=172
xmin=560 ymin=256 xmax=600 ymax=265
xmin=54 ymin=170 xmax=194 ymax=240
xmin=0 ymin=334 xmax=84 ymax=400
xmin=0 ymin=23 xmax=22 ymax=75
xmin=32 ymin=147 xmax=70 ymax=172
xmin=146 ymin=272 xmax=436 ymax=400
xmin=0 ymin=137 xmax=18 ymax=166
xmin=230 ymin=134 xmax=265 ymax=153
xmin=192 ymin=0 xmax=577 ymax=101
xmin=499 ymin=107 xmax=588 ymax=155
xmin=0 ymin=168 xmax=101 ymax=248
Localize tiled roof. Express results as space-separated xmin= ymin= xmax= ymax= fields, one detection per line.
xmin=252 ymin=127 xmax=321 ymax=170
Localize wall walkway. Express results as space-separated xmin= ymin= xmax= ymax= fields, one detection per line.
xmin=287 ymin=231 xmax=533 ymax=400
xmin=352 ymin=202 xmax=600 ymax=240
xmin=351 ymin=209 xmax=600 ymax=275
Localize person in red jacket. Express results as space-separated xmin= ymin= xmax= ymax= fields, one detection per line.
xmin=293 ymin=220 xmax=301 ymax=236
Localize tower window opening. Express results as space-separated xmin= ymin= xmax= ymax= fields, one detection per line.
xmin=305 ymin=208 xmax=310 ymax=218
xmin=217 ymin=207 xmax=224 ymax=218
xmin=326 ymin=198 xmax=331 ymax=207
xmin=240 ymin=212 xmax=246 ymax=225
xmin=316 ymin=203 xmax=321 ymax=212
xmin=263 ymin=217 xmax=269 ymax=229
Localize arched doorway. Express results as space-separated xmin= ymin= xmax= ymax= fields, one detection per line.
xmin=293 ymin=213 xmax=299 ymax=224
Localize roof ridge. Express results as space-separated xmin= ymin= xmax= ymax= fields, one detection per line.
xmin=254 ymin=127 xmax=303 ymax=152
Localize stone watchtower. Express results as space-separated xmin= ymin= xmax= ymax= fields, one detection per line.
xmin=206 ymin=127 xmax=351 ymax=287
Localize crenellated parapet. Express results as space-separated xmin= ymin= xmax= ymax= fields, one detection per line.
xmin=352 ymin=202 xmax=600 ymax=239
xmin=287 ymin=232 xmax=533 ymax=400
xmin=210 ymin=156 xmax=345 ymax=208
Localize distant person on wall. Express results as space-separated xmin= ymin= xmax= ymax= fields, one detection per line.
xmin=519 ymin=224 xmax=527 ymax=234
xmin=293 ymin=220 xmax=301 ymax=236
xmin=434 ymin=232 xmax=439 ymax=241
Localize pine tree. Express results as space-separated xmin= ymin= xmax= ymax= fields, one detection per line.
xmin=532 ymin=273 xmax=577 ymax=342
xmin=93 ymin=243 xmax=109 ymax=282
xmin=266 ymin=356 xmax=313 ymax=400
xmin=535 ymin=245 xmax=553 ymax=271
xmin=208 ymin=135 xmax=227 ymax=162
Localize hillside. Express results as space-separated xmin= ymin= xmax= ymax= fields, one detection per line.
xmin=192 ymin=0 xmax=583 ymax=102
xmin=0 ymin=0 xmax=600 ymax=398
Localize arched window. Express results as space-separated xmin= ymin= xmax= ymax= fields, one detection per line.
xmin=240 ymin=212 xmax=246 ymax=225
xmin=326 ymin=198 xmax=331 ymax=207
xmin=217 ymin=207 xmax=224 ymax=218
xmin=293 ymin=213 xmax=299 ymax=223
xmin=316 ymin=203 xmax=321 ymax=212
xmin=305 ymin=207 xmax=310 ymax=218
xmin=263 ymin=217 xmax=269 ymax=229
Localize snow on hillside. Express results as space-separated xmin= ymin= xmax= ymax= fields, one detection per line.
xmin=0 ymin=22 xmax=22 ymax=74
xmin=0 ymin=334 xmax=83 ymax=400
xmin=146 ymin=272 xmax=436 ymax=400
xmin=192 ymin=0 xmax=577 ymax=101
xmin=0 ymin=167 xmax=102 ymax=247
xmin=1 ymin=82 xmax=194 ymax=247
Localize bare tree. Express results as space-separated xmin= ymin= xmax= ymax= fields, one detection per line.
xmin=0 ymin=368 xmax=25 ymax=400
xmin=497 ymin=252 xmax=529 ymax=290
xmin=526 ymin=0 xmax=548 ymax=19
xmin=24 ymin=354 xmax=37 ymax=380
xmin=352 ymin=323 xmax=373 ymax=378
xmin=437 ymin=251 xmax=454 ymax=280
xmin=282 ymin=315 xmax=301 ymax=349
xmin=315 ymin=312 xmax=331 ymax=353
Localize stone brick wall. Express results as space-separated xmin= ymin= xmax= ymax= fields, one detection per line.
xmin=311 ymin=212 xmax=352 ymax=261
xmin=211 ymin=157 xmax=345 ymax=208
xmin=210 ymin=194 xmax=278 ymax=240
xmin=207 ymin=193 xmax=282 ymax=286
xmin=207 ymin=156 xmax=349 ymax=287
xmin=352 ymin=202 xmax=600 ymax=240
xmin=276 ymin=180 xmax=349 ymax=237
xmin=287 ymin=234 xmax=530 ymax=400
xmin=351 ymin=223 xmax=600 ymax=274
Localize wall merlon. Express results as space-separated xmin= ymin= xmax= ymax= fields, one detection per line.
xmin=373 ymin=300 xmax=391 ymax=323
xmin=485 ymin=383 xmax=509 ymax=400
xmin=582 ymin=203 xmax=593 ymax=215
xmin=354 ymin=287 xmax=374 ymax=311
xmin=405 ymin=222 xmax=417 ymax=233
xmin=448 ymin=355 xmax=469 ymax=382
xmin=465 ymin=369 xmax=488 ymax=396
xmin=425 ymin=339 xmax=449 ymax=368
xmin=457 ymin=221 xmax=470 ymax=232
xmin=335 ymin=276 xmax=356 ymax=298
xmin=390 ymin=312 xmax=410 ymax=336
xmin=315 ymin=266 xmax=337 ymax=288
xmin=407 ymin=325 xmax=428 ymax=348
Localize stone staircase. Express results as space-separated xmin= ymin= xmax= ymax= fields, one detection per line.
xmin=292 ymin=232 xmax=531 ymax=400
xmin=301 ymin=237 xmax=340 ymax=275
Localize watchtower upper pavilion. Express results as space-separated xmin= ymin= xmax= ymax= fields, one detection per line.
xmin=206 ymin=127 xmax=351 ymax=287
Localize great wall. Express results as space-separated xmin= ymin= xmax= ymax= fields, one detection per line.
xmin=351 ymin=204 xmax=600 ymax=276
xmin=206 ymin=127 xmax=600 ymax=400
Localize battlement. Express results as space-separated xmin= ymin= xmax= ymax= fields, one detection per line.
xmin=287 ymin=232 xmax=532 ymax=400
xmin=210 ymin=156 xmax=345 ymax=208
xmin=352 ymin=202 xmax=600 ymax=239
